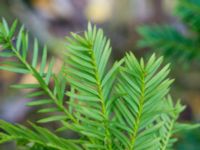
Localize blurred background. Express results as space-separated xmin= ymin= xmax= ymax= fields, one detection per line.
xmin=0 ymin=0 xmax=200 ymax=149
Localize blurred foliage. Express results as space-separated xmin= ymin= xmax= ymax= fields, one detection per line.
xmin=137 ymin=0 xmax=200 ymax=64
xmin=176 ymin=129 xmax=200 ymax=150
xmin=137 ymin=25 xmax=199 ymax=63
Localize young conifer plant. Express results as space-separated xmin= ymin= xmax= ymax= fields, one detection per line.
xmin=0 ymin=19 xmax=198 ymax=150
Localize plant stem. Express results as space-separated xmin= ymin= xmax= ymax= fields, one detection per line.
xmin=129 ymin=70 xmax=145 ymax=150
xmin=90 ymin=46 xmax=112 ymax=150
xmin=9 ymin=42 xmax=78 ymax=124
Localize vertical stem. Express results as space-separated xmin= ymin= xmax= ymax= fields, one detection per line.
xmin=129 ymin=71 xmax=145 ymax=150
xmin=90 ymin=47 xmax=112 ymax=150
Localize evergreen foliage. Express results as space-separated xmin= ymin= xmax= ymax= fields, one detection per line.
xmin=0 ymin=19 xmax=198 ymax=150
xmin=137 ymin=0 xmax=200 ymax=63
